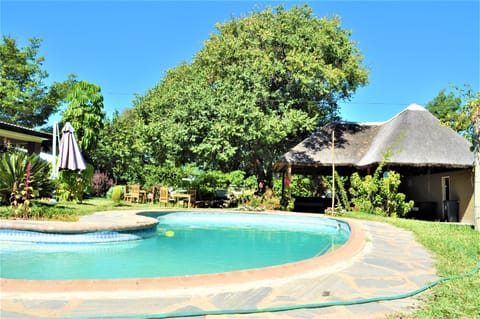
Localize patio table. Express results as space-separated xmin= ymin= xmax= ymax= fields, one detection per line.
xmin=172 ymin=193 xmax=192 ymax=207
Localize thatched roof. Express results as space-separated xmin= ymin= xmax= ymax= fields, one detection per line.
xmin=274 ymin=104 xmax=473 ymax=173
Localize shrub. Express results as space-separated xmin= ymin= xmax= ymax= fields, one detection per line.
xmin=56 ymin=164 xmax=94 ymax=203
xmin=0 ymin=203 xmax=78 ymax=221
xmin=321 ymin=172 xmax=351 ymax=210
xmin=192 ymin=170 xmax=228 ymax=199
xmin=92 ymin=172 xmax=114 ymax=197
xmin=0 ymin=150 xmax=54 ymax=206
xmin=290 ymin=175 xmax=315 ymax=197
xmin=190 ymin=169 xmax=249 ymax=200
xmin=349 ymin=164 xmax=413 ymax=217
xmin=29 ymin=204 xmax=78 ymax=221
xmin=111 ymin=185 xmax=123 ymax=203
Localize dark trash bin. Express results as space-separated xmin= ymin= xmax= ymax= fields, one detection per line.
xmin=443 ymin=200 xmax=459 ymax=222
xmin=411 ymin=201 xmax=437 ymax=221
xmin=293 ymin=196 xmax=329 ymax=213
xmin=436 ymin=205 xmax=447 ymax=222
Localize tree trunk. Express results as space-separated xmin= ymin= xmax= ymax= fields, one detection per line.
xmin=253 ymin=156 xmax=273 ymax=194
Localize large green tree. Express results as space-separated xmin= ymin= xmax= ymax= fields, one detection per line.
xmin=91 ymin=110 xmax=145 ymax=183
xmin=135 ymin=5 xmax=368 ymax=185
xmin=62 ymin=80 xmax=105 ymax=162
xmin=426 ymin=88 xmax=472 ymax=141
xmin=0 ymin=36 xmax=68 ymax=127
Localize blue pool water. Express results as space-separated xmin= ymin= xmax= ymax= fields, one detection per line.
xmin=0 ymin=212 xmax=350 ymax=280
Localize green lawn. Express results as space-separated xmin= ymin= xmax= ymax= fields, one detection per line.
xmin=1 ymin=200 xmax=479 ymax=318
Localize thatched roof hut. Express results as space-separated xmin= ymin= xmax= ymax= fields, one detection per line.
xmin=274 ymin=104 xmax=473 ymax=174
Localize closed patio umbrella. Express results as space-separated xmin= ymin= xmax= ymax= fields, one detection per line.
xmin=58 ymin=122 xmax=86 ymax=171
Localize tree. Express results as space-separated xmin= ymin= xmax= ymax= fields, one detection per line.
xmin=62 ymin=80 xmax=106 ymax=162
xmin=58 ymin=80 xmax=104 ymax=203
xmin=426 ymin=88 xmax=472 ymax=141
xmin=91 ymin=110 xmax=145 ymax=184
xmin=135 ymin=5 xmax=369 ymax=186
xmin=0 ymin=36 xmax=69 ymax=127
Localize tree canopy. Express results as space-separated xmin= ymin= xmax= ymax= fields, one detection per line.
xmin=426 ymin=86 xmax=478 ymax=144
xmin=62 ymin=80 xmax=106 ymax=162
xmin=132 ymin=5 xmax=369 ymax=184
xmin=0 ymin=36 xmax=69 ymax=127
xmin=91 ymin=109 xmax=145 ymax=183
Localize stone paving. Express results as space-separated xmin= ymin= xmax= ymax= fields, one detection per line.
xmin=0 ymin=213 xmax=439 ymax=319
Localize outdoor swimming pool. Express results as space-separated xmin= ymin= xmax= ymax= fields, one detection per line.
xmin=0 ymin=212 xmax=350 ymax=280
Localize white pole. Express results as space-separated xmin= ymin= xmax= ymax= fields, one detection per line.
xmin=51 ymin=122 xmax=58 ymax=178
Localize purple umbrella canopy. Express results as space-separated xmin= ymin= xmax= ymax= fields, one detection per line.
xmin=58 ymin=122 xmax=87 ymax=171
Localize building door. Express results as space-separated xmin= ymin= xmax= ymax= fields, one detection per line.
xmin=441 ymin=176 xmax=450 ymax=201
xmin=440 ymin=176 xmax=451 ymax=221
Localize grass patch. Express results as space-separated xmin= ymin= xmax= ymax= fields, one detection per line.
xmin=344 ymin=212 xmax=480 ymax=319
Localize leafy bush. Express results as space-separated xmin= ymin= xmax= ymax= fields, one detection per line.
xmin=240 ymin=187 xmax=281 ymax=211
xmin=56 ymin=163 xmax=94 ymax=202
xmin=92 ymin=172 xmax=114 ymax=197
xmin=320 ymin=172 xmax=350 ymax=210
xmin=137 ymin=164 xmax=185 ymax=189
xmin=111 ymin=185 xmax=123 ymax=203
xmin=349 ymin=168 xmax=413 ymax=217
xmin=225 ymin=170 xmax=246 ymax=187
xmin=377 ymin=170 xmax=414 ymax=216
xmin=333 ymin=173 xmax=350 ymax=210
xmin=191 ymin=170 xmax=229 ymax=199
xmin=348 ymin=142 xmax=414 ymax=217
xmin=243 ymin=175 xmax=258 ymax=190
xmin=289 ymin=175 xmax=315 ymax=197
xmin=190 ymin=169 xmax=251 ymax=200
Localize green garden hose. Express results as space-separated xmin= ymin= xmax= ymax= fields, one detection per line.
xmin=69 ymin=254 xmax=479 ymax=319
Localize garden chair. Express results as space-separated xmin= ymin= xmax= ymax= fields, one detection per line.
xmin=124 ymin=184 xmax=140 ymax=203
xmin=146 ymin=186 xmax=157 ymax=204
xmin=187 ymin=189 xmax=197 ymax=208
xmin=159 ymin=187 xmax=170 ymax=207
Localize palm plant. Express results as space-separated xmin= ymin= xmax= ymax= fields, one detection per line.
xmin=0 ymin=150 xmax=54 ymax=205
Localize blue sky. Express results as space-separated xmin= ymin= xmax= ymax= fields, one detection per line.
xmin=1 ymin=1 xmax=479 ymax=124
